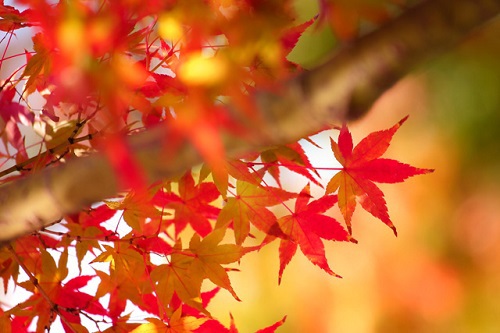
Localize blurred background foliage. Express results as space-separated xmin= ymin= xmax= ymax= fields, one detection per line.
xmin=208 ymin=2 xmax=500 ymax=332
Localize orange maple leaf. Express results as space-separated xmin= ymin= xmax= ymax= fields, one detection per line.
xmin=130 ymin=307 xmax=207 ymax=333
xmin=216 ymin=180 xmax=295 ymax=245
xmin=151 ymin=229 xmax=242 ymax=317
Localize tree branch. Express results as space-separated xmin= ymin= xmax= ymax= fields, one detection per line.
xmin=0 ymin=0 xmax=498 ymax=243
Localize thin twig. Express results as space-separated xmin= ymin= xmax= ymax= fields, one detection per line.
xmin=0 ymin=133 xmax=97 ymax=179
xmin=7 ymin=244 xmax=78 ymax=333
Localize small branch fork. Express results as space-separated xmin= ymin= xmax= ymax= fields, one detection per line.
xmin=0 ymin=117 xmax=98 ymax=179
xmin=0 ymin=133 xmax=96 ymax=179
xmin=7 ymin=244 xmax=78 ymax=333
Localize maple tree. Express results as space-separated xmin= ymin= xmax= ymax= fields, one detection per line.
xmin=0 ymin=0 xmax=498 ymax=332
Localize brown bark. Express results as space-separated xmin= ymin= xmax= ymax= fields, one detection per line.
xmin=0 ymin=0 xmax=499 ymax=243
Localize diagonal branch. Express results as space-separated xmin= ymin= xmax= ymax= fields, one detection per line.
xmin=0 ymin=0 xmax=499 ymax=243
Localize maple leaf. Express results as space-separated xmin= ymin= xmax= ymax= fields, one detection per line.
xmin=0 ymin=2 xmax=32 ymax=31
xmin=259 ymin=142 xmax=322 ymax=187
xmin=216 ymin=180 xmax=296 ymax=245
xmin=326 ymin=116 xmax=433 ymax=234
xmin=276 ymin=184 xmax=352 ymax=283
xmin=17 ymin=250 xmax=106 ymax=332
xmin=281 ymin=17 xmax=315 ymax=53
xmin=92 ymin=245 xmax=152 ymax=321
xmin=150 ymin=242 xmax=205 ymax=317
xmin=152 ymin=171 xmax=221 ymax=237
xmin=255 ymin=315 xmax=287 ymax=333
xmin=130 ymin=307 xmax=207 ymax=333
xmin=56 ymin=275 xmax=108 ymax=322
xmin=151 ymin=229 xmax=242 ymax=317
xmin=189 ymin=228 xmax=242 ymax=300
xmin=62 ymin=204 xmax=119 ymax=272
xmin=101 ymin=316 xmax=140 ymax=333
xmin=21 ymin=33 xmax=52 ymax=95
xmin=143 ymin=73 xmax=187 ymax=99
xmin=0 ymin=86 xmax=33 ymax=161
xmin=198 ymin=314 xmax=287 ymax=333
xmin=0 ymin=256 xmax=14 ymax=293
xmin=0 ymin=309 xmax=34 ymax=333
xmin=104 ymin=184 xmax=165 ymax=236
xmin=199 ymin=159 xmax=262 ymax=199
xmin=170 ymin=287 xmax=220 ymax=319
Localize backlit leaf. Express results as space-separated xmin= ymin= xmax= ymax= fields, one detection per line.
xmin=326 ymin=117 xmax=433 ymax=234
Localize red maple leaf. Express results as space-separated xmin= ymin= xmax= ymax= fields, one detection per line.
xmin=326 ymin=116 xmax=433 ymax=235
xmin=0 ymin=86 xmax=33 ymax=161
xmin=281 ymin=17 xmax=315 ymax=53
xmin=170 ymin=287 xmax=220 ymax=319
xmin=153 ymin=171 xmax=220 ymax=237
xmin=255 ymin=315 xmax=287 ymax=333
xmin=129 ymin=308 xmax=207 ymax=333
xmin=197 ymin=313 xmax=287 ymax=333
xmin=18 ymin=251 xmax=106 ymax=332
xmin=0 ymin=311 xmax=33 ymax=333
xmin=259 ymin=142 xmax=322 ymax=188
xmin=277 ymin=184 xmax=353 ymax=283
xmin=63 ymin=204 xmax=119 ymax=273
xmin=66 ymin=204 xmax=117 ymax=235
xmin=0 ymin=2 xmax=33 ymax=31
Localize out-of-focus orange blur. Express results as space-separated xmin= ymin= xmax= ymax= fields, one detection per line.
xmin=209 ymin=16 xmax=500 ymax=333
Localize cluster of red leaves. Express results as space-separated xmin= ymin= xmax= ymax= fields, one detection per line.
xmin=0 ymin=122 xmax=431 ymax=332
xmin=0 ymin=1 xmax=430 ymax=332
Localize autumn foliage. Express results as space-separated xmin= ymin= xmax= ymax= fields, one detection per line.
xmin=0 ymin=0 xmax=434 ymax=332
